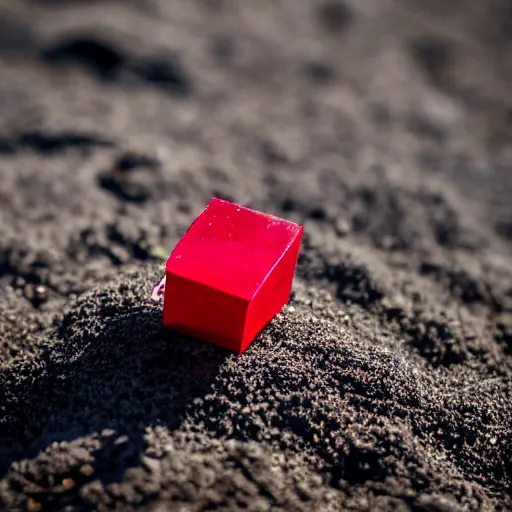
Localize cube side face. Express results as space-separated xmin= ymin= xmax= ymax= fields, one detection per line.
xmin=163 ymin=271 xmax=249 ymax=352
xmin=241 ymin=228 xmax=303 ymax=352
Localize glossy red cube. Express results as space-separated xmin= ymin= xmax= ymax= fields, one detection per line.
xmin=163 ymin=198 xmax=303 ymax=353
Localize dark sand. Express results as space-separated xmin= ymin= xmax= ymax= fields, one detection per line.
xmin=1 ymin=1 xmax=512 ymax=510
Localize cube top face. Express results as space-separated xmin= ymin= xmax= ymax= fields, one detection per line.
xmin=166 ymin=198 xmax=302 ymax=300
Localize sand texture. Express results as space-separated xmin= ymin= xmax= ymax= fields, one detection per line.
xmin=0 ymin=1 xmax=511 ymax=510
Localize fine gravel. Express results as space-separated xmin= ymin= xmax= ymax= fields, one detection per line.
xmin=0 ymin=1 xmax=511 ymax=510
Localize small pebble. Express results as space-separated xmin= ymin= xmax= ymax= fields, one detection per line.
xmin=79 ymin=464 xmax=94 ymax=477
xmin=29 ymin=323 xmax=40 ymax=333
xmin=62 ymin=478 xmax=75 ymax=490
xmin=15 ymin=277 xmax=26 ymax=288
xmin=114 ymin=435 xmax=129 ymax=446
xmin=24 ymin=284 xmax=48 ymax=305
xmin=27 ymin=498 xmax=42 ymax=512
xmin=35 ymin=285 xmax=48 ymax=303
xmin=335 ymin=218 xmax=350 ymax=237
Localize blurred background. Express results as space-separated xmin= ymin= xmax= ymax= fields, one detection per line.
xmin=0 ymin=0 xmax=511 ymax=294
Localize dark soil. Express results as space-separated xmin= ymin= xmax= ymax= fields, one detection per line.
xmin=1 ymin=1 xmax=511 ymax=510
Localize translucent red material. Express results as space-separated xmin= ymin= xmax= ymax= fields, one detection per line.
xmin=163 ymin=198 xmax=303 ymax=353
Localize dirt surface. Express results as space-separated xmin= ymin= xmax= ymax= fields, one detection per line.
xmin=0 ymin=0 xmax=512 ymax=510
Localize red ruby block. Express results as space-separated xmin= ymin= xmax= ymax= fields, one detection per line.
xmin=163 ymin=198 xmax=303 ymax=353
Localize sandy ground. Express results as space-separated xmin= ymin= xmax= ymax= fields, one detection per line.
xmin=0 ymin=0 xmax=511 ymax=510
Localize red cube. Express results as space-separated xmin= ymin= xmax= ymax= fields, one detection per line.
xmin=163 ymin=198 xmax=303 ymax=353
